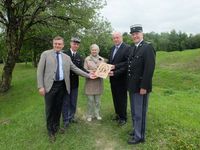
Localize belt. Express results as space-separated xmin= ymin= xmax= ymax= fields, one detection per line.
xmin=54 ymin=80 xmax=65 ymax=83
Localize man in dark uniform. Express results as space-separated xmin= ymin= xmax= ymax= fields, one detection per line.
xmin=127 ymin=25 xmax=156 ymax=144
xmin=108 ymin=32 xmax=130 ymax=126
xmin=62 ymin=37 xmax=84 ymax=127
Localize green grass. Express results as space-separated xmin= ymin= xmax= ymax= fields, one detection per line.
xmin=1 ymin=49 xmax=200 ymax=150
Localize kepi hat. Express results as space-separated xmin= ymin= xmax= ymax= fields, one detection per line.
xmin=71 ymin=37 xmax=81 ymax=43
xmin=130 ymin=24 xmax=143 ymax=34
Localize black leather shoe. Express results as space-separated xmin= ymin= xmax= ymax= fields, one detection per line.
xmin=127 ymin=138 xmax=145 ymax=145
xmin=118 ymin=120 xmax=126 ymax=126
xmin=49 ymin=134 xmax=56 ymax=143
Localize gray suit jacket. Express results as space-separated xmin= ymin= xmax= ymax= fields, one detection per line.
xmin=37 ymin=49 xmax=89 ymax=94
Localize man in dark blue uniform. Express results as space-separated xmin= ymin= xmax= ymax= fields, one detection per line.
xmin=62 ymin=37 xmax=84 ymax=127
xmin=127 ymin=25 xmax=156 ymax=144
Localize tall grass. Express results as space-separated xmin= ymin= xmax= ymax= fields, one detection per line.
xmin=0 ymin=49 xmax=200 ymax=149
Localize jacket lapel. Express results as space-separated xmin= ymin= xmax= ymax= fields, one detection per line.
xmin=69 ymin=50 xmax=73 ymax=57
xmin=134 ymin=41 xmax=144 ymax=56
xmin=50 ymin=50 xmax=56 ymax=65
xmin=112 ymin=43 xmax=124 ymax=61
xmin=110 ymin=46 xmax=115 ymax=61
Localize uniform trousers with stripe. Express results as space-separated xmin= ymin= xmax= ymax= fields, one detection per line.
xmin=129 ymin=92 xmax=149 ymax=141
xmin=62 ymin=87 xmax=78 ymax=126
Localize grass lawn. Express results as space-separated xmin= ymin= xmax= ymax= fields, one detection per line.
xmin=0 ymin=49 xmax=200 ymax=150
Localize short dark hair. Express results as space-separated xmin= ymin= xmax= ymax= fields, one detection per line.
xmin=53 ymin=36 xmax=64 ymax=43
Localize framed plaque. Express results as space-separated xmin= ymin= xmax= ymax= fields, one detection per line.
xmin=95 ymin=62 xmax=112 ymax=79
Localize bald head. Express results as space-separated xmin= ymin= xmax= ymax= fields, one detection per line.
xmin=112 ymin=31 xmax=123 ymax=46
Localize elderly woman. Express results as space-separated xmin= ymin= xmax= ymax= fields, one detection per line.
xmin=84 ymin=44 xmax=104 ymax=121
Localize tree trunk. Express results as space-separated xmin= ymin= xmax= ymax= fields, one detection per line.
xmin=32 ymin=49 xmax=38 ymax=68
xmin=0 ymin=50 xmax=17 ymax=92
xmin=0 ymin=28 xmax=22 ymax=92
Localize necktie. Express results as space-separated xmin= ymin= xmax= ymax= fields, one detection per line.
xmin=55 ymin=52 xmax=60 ymax=81
xmin=133 ymin=45 xmax=137 ymax=56
xmin=112 ymin=46 xmax=119 ymax=60
xmin=72 ymin=53 xmax=76 ymax=60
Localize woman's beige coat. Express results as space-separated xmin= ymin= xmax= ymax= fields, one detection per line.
xmin=84 ymin=55 xmax=104 ymax=95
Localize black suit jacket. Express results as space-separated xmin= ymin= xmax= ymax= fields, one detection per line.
xmin=127 ymin=41 xmax=156 ymax=93
xmin=63 ymin=50 xmax=84 ymax=89
xmin=108 ymin=42 xmax=131 ymax=86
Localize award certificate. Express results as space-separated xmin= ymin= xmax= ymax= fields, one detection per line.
xmin=95 ymin=63 xmax=112 ymax=79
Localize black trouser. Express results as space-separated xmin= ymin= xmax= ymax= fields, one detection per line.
xmin=111 ymin=83 xmax=127 ymax=121
xmin=45 ymin=81 xmax=66 ymax=135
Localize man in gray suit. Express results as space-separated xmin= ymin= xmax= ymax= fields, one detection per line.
xmin=37 ymin=36 xmax=94 ymax=142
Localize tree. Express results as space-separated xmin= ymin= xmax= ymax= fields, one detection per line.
xmin=79 ymin=16 xmax=113 ymax=58
xmin=20 ymin=26 xmax=54 ymax=67
xmin=177 ymin=31 xmax=187 ymax=51
xmin=0 ymin=32 xmax=6 ymax=63
xmin=158 ymin=32 xmax=170 ymax=51
xmin=122 ymin=32 xmax=132 ymax=46
xmin=190 ymin=34 xmax=200 ymax=49
xmin=0 ymin=0 xmax=105 ymax=92
xmin=144 ymin=32 xmax=160 ymax=51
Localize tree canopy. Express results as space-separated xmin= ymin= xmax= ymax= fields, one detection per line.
xmin=0 ymin=0 xmax=111 ymax=92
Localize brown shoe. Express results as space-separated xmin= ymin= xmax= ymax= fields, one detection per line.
xmin=118 ymin=120 xmax=126 ymax=126
xmin=49 ymin=134 xmax=56 ymax=143
xmin=59 ymin=128 xmax=65 ymax=134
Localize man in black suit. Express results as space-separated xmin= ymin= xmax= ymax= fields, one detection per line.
xmin=62 ymin=37 xmax=84 ymax=127
xmin=127 ymin=25 xmax=156 ymax=144
xmin=108 ymin=32 xmax=130 ymax=126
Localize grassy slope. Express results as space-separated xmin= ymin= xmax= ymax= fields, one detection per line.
xmin=0 ymin=49 xmax=200 ymax=150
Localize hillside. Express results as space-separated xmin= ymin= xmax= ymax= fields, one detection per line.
xmin=0 ymin=49 xmax=200 ymax=150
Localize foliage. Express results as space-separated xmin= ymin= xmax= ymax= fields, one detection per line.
xmin=144 ymin=30 xmax=200 ymax=51
xmin=78 ymin=16 xmax=113 ymax=58
xmin=0 ymin=0 xmax=108 ymax=92
xmin=17 ymin=1 xmax=112 ymax=65
xmin=122 ymin=32 xmax=132 ymax=46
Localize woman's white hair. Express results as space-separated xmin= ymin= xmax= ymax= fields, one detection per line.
xmin=90 ymin=44 xmax=100 ymax=53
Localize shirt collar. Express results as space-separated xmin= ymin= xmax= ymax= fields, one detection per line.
xmin=135 ymin=40 xmax=143 ymax=47
xmin=115 ymin=42 xmax=122 ymax=49
xmin=70 ymin=49 xmax=76 ymax=55
xmin=54 ymin=50 xmax=61 ymax=54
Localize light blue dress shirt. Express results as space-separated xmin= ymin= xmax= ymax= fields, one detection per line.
xmin=55 ymin=51 xmax=64 ymax=80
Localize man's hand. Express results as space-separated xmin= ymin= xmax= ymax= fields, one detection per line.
xmin=89 ymin=72 xmax=97 ymax=79
xmin=111 ymin=65 xmax=115 ymax=70
xmin=108 ymin=71 xmax=114 ymax=76
xmin=39 ymin=87 xmax=45 ymax=96
xmin=140 ymin=88 xmax=147 ymax=95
